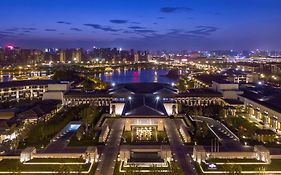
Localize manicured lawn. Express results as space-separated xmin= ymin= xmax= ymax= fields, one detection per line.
xmin=19 ymin=105 xmax=87 ymax=149
xmin=206 ymin=158 xmax=263 ymax=163
xmin=114 ymin=161 xmax=184 ymax=175
xmin=157 ymin=131 xmax=169 ymax=143
xmin=68 ymin=133 xmax=99 ymax=147
xmin=27 ymin=158 xmax=85 ymax=163
xmin=196 ymin=159 xmax=281 ymax=174
xmin=0 ymin=159 xmax=93 ymax=172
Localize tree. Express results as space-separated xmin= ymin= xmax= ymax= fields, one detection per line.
xmin=187 ymin=80 xmax=195 ymax=89
xmin=176 ymin=78 xmax=187 ymax=93
xmin=204 ymin=107 xmax=212 ymax=117
xmin=52 ymin=69 xmax=80 ymax=81
xmin=170 ymin=162 xmax=184 ymax=175
xmin=218 ymin=108 xmax=226 ymax=119
xmin=222 ymin=162 xmax=242 ymax=175
xmin=54 ymin=164 xmax=71 ymax=175
xmin=125 ymin=163 xmax=136 ymax=175
xmin=80 ymin=107 xmax=94 ymax=134
xmin=76 ymin=126 xmax=83 ymax=141
xmin=200 ymin=122 xmax=209 ymax=138
xmin=82 ymin=77 xmax=108 ymax=90
xmin=198 ymin=107 xmax=203 ymax=116
xmin=151 ymin=163 xmax=158 ymax=175
xmin=10 ymin=139 xmax=19 ymax=150
xmin=255 ymin=166 xmax=266 ymax=175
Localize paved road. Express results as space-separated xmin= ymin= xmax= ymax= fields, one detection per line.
xmin=43 ymin=129 xmax=87 ymax=153
xmin=95 ymin=119 xmax=124 ymax=175
xmin=44 ymin=130 xmax=75 ymax=153
xmin=165 ymin=118 xmax=197 ymax=175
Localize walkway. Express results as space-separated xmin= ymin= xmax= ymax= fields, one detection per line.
xmin=165 ymin=118 xmax=197 ymax=175
xmin=95 ymin=118 xmax=124 ymax=175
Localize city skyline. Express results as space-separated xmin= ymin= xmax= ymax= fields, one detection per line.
xmin=1 ymin=0 xmax=281 ymax=50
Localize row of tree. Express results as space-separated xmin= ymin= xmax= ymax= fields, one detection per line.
xmin=182 ymin=104 xmax=225 ymax=120
xmin=17 ymin=105 xmax=85 ymax=149
xmin=75 ymin=106 xmax=100 ymax=141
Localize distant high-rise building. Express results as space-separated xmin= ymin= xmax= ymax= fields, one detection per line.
xmin=72 ymin=48 xmax=82 ymax=62
xmin=139 ymin=51 xmax=148 ymax=62
xmin=134 ymin=52 xmax=139 ymax=62
xmin=60 ymin=50 xmax=66 ymax=63
xmin=147 ymin=54 xmax=153 ymax=62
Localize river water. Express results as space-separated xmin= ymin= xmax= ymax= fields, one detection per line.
xmin=98 ymin=68 xmax=178 ymax=85
xmin=0 ymin=68 xmax=179 ymax=85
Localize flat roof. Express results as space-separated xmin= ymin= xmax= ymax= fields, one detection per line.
xmin=177 ymin=88 xmax=222 ymax=97
xmin=122 ymin=94 xmax=167 ymax=116
xmin=0 ymin=80 xmax=68 ymax=89
xmin=240 ymin=87 xmax=281 ymax=113
xmin=223 ymin=99 xmax=244 ymax=105
xmin=109 ymin=82 xmax=178 ymax=94
xmin=64 ymin=90 xmax=112 ymax=98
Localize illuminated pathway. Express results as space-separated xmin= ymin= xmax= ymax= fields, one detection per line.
xmin=95 ymin=119 xmax=124 ymax=175
xmin=165 ymin=118 xmax=198 ymax=175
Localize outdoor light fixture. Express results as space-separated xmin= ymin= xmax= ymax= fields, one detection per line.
xmin=128 ymin=96 xmax=132 ymax=100
xmin=156 ymin=96 xmax=160 ymax=100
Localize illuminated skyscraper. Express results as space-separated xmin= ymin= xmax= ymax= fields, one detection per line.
xmin=59 ymin=50 xmax=66 ymax=63
xmin=72 ymin=48 xmax=82 ymax=62
xmin=134 ymin=52 xmax=139 ymax=63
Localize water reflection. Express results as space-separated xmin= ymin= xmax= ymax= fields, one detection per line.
xmin=100 ymin=69 xmax=177 ymax=85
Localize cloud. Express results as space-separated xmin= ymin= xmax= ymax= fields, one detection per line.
xmin=57 ymin=21 xmax=72 ymax=25
xmin=131 ymin=21 xmax=141 ymax=24
xmin=134 ymin=29 xmax=156 ymax=33
xmin=123 ymin=30 xmax=134 ymax=34
xmin=187 ymin=26 xmax=218 ymax=36
xmin=110 ymin=19 xmax=128 ymax=24
xmin=0 ymin=31 xmax=14 ymax=34
xmin=157 ymin=17 xmax=165 ymax=20
xmin=128 ymin=26 xmax=145 ymax=29
xmin=6 ymin=28 xmax=19 ymax=32
xmin=21 ymin=27 xmax=37 ymax=31
xmin=84 ymin=23 xmax=120 ymax=32
xmin=70 ymin=28 xmax=82 ymax=31
xmin=45 ymin=29 xmax=57 ymax=32
xmin=0 ymin=33 xmax=10 ymax=38
xmin=160 ymin=7 xmax=192 ymax=13
xmin=109 ymin=30 xmax=209 ymax=50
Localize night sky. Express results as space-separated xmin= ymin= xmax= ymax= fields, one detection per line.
xmin=1 ymin=0 xmax=281 ymax=50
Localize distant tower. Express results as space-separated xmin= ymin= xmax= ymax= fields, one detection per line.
xmin=134 ymin=52 xmax=139 ymax=63
xmin=147 ymin=53 xmax=153 ymax=62
xmin=59 ymin=50 xmax=66 ymax=63
xmin=72 ymin=48 xmax=82 ymax=62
